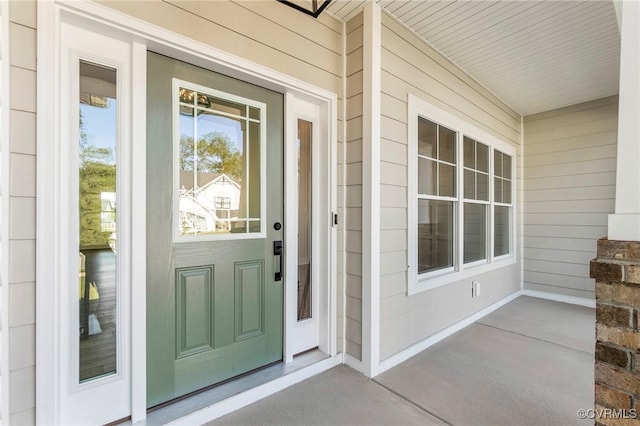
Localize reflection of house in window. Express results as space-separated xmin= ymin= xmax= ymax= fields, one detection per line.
xmin=178 ymin=172 xmax=241 ymax=234
xmin=100 ymin=192 xmax=116 ymax=232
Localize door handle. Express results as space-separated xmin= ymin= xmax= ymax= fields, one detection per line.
xmin=274 ymin=240 xmax=283 ymax=281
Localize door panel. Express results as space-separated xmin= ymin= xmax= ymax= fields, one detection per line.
xmin=146 ymin=52 xmax=283 ymax=408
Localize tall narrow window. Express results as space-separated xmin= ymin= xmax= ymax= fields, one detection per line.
xmin=297 ymin=119 xmax=312 ymax=320
xmin=177 ymin=85 xmax=264 ymax=238
xmin=463 ymin=137 xmax=489 ymax=264
xmin=78 ymin=61 xmax=118 ymax=382
xmin=494 ymin=150 xmax=513 ymax=257
xmin=417 ymin=117 xmax=456 ymax=274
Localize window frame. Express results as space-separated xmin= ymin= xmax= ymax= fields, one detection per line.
xmin=415 ymin=118 xmax=458 ymax=276
xmin=407 ymin=94 xmax=516 ymax=296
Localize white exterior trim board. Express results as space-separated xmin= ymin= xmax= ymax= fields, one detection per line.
xmin=361 ymin=2 xmax=381 ymax=378
xmin=376 ymin=290 xmax=523 ymax=375
xmin=522 ymin=289 xmax=596 ymax=309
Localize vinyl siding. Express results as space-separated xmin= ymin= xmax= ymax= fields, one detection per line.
xmin=523 ymin=96 xmax=618 ymax=299
xmin=344 ymin=11 xmax=363 ymax=360
xmin=100 ymin=0 xmax=342 ymax=94
xmin=6 ymin=0 xmax=37 ymax=424
xmin=378 ymin=12 xmax=522 ymax=361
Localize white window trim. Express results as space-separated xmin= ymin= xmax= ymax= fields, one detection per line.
xmin=171 ymin=78 xmax=268 ymax=242
xmin=407 ymin=94 xmax=516 ymax=296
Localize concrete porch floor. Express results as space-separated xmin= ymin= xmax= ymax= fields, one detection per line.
xmin=210 ymin=296 xmax=595 ymax=426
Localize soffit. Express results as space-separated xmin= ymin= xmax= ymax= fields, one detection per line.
xmin=327 ymin=0 xmax=620 ymax=116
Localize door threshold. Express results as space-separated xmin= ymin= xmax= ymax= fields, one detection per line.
xmin=132 ymin=350 xmax=341 ymax=425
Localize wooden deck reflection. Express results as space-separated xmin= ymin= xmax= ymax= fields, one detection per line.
xmin=80 ymin=249 xmax=117 ymax=382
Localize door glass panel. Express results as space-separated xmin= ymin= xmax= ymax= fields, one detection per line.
xmin=177 ymin=85 xmax=263 ymax=237
xmin=297 ymin=119 xmax=312 ymax=321
xmin=78 ymin=61 xmax=118 ymax=382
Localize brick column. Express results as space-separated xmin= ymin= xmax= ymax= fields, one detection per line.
xmin=590 ymin=239 xmax=640 ymax=424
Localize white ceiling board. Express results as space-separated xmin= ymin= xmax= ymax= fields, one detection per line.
xmin=325 ymin=0 xmax=620 ymax=116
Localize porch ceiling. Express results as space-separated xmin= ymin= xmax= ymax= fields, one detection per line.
xmin=327 ymin=0 xmax=621 ymax=116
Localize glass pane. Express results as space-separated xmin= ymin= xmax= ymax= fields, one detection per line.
xmin=297 ymin=119 xmax=312 ymax=321
xmin=177 ymin=87 xmax=264 ymax=238
xmin=494 ymin=150 xmax=503 ymax=178
xmin=464 ymin=203 xmax=486 ymax=263
xmin=249 ymin=106 xmax=260 ymax=120
xmin=79 ymin=61 xmax=117 ymax=382
xmin=503 ymin=179 xmax=512 ymax=204
xmin=417 ymin=200 xmax=454 ymax=274
xmin=477 ymin=172 xmax=489 ymax=201
xmin=494 ymin=205 xmax=510 ymax=257
xmin=463 ymin=137 xmax=475 ymax=168
xmin=201 ymin=94 xmax=245 ymax=117
xmin=418 ymin=117 xmax=437 ymax=158
xmin=503 ymin=153 xmax=512 ymax=179
xmin=439 ymin=126 xmax=456 ymax=164
xmin=248 ymin=121 xmax=261 ymax=219
xmin=179 ymin=106 xmax=195 ymax=203
xmin=477 ymin=142 xmax=488 ymax=173
xmin=439 ymin=163 xmax=456 ymax=197
xmin=494 ymin=177 xmax=503 ymax=203
xmin=179 ymin=87 xmax=195 ymax=105
xmin=464 ymin=169 xmax=475 ymax=200
xmin=418 ymin=157 xmax=436 ymax=195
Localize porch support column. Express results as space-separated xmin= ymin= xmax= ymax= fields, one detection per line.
xmin=590 ymin=240 xmax=640 ymax=423
xmin=608 ymin=1 xmax=640 ymax=241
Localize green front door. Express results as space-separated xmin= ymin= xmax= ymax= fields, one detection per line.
xmin=146 ymin=52 xmax=284 ymax=408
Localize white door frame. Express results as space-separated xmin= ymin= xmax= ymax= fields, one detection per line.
xmin=37 ymin=1 xmax=338 ymax=423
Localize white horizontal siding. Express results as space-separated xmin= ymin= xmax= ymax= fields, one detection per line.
xmin=6 ymin=0 xmax=37 ymax=423
xmin=523 ymin=96 xmax=618 ymax=300
xmin=101 ymin=0 xmax=342 ymax=94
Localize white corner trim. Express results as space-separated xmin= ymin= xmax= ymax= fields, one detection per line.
xmin=343 ymin=353 xmax=364 ymax=374
xmin=340 ymin=17 xmax=348 ymax=374
xmin=36 ymin=1 xmax=60 ymax=423
xmin=130 ymin=40 xmax=148 ymax=424
xmin=519 ymin=115 xmax=524 ymax=292
xmin=361 ymin=1 xmax=382 ymax=379
xmin=162 ymin=355 xmax=343 ymax=425
xmin=376 ymin=290 xmax=523 ymax=376
xmin=0 ymin=0 xmax=11 ymax=420
xmin=522 ymin=289 xmax=596 ymax=309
